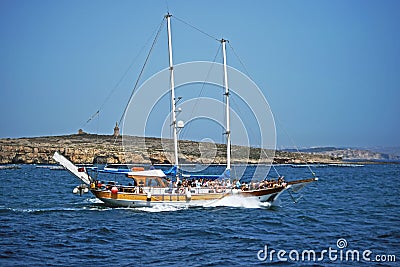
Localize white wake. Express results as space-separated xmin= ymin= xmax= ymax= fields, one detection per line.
xmin=204 ymin=195 xmax=271 ymax=209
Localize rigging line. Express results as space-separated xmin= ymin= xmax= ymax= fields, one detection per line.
xmin=228 ymin=42 xmax=290 ymax=176
xmin=165 ymin=0 xmax=170 ymax=13
xmin=229 ymin=96 xmax=281 ymax=178
xmin=227 ymin=42 xmax=253 ymax=80
xmin=228 ymin=43 xmax=314 ymax=177
xmin=82 ymin=19 xmax=165 ymax=128
xmin=233 ymin=166 xmax=238 ymax=180
xmin=274 ymin=116 xmax=316 ymax=177
xmin=118 ymin=17 xmax=166 ymax=128
xmin=180 ymin=44 xmax=222 ymax=140
xmin=84 ymin=110 xmax=99 ymax=125
xmin=225 ymin=43 xmax=281 ymax=175
xmin=172 ymin=15 xmax=220 ymax=42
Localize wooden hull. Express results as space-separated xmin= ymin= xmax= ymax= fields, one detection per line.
xmin=90 ymin=177 xmax=317 ymax=208
xmin=91 ymin=189 xmax=229 ymax=208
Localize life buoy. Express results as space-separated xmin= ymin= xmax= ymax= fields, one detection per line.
xmin=111 ymin=186 xmax=118 ymax=194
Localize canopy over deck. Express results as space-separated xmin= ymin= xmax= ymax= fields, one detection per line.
xmin=127 ymin=169 xmax=166 ymax=177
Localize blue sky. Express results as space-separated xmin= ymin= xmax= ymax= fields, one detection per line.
xmin=0 ymin=0 xmax=399 ymax=148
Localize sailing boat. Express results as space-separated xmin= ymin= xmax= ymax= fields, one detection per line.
xmin=53 ymin=13 xmax=317 ymax=208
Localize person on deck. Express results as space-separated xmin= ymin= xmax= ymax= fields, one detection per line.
xmin=236 ymin=180 xmax=241 ymax=189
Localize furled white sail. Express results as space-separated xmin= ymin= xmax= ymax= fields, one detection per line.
xmin=53 ymin=152 xmax=91 ymax=185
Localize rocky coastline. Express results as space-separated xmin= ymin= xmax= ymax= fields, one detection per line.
xmin=0 ymin=134 xmax=344 ymax=165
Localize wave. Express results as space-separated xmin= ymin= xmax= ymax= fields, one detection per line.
xmin=1 ymin=197 xmax=274 ymax=214
xmin=5 ymin=207 xmax=82 ymax=214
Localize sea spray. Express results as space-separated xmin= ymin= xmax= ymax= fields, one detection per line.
xmin=134 ymin=204 xmax=188 ymax=213
xmin=204 ymin=195 xmax=269 ymax=209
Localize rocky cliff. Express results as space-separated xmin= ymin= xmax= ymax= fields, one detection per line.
xmin=0 ymin=134 xmax=342 ymax=165
xmin=285 ymin=147 xmax=400 ymax=161
xmin=315 ymin=148 xmax=400 ymax=161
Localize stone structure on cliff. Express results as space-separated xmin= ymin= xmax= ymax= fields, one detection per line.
xmin=113 ymin=122 xmax=120 ymax=137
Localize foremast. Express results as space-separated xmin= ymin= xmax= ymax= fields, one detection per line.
xmin=166 ymin=13 xmax=179 ymax=171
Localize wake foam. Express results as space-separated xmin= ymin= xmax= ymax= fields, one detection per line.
xmin=84 ymin=198 xmax=104 ymax=204
xmin=204 ymin=195 xmax=271 ymax=209
xmin=133 ymin=204 xmax=188 ymax=213
xmin=8 ymin=207 xmax=81 ymax=213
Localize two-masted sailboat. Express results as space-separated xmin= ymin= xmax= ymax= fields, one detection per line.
xmin=53 ymin=14 xmax=317 ymax=208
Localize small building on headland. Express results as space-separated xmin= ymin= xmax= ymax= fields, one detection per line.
xmin=77 ymin=123 xmax=119 ymax=137
xmin=113 ymin=122 xmax=120 ymax=137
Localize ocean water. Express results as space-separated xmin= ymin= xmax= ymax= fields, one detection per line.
xmin=0 ymin=164 xmax=399 ymax=266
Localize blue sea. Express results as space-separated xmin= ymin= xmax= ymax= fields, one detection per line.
xmin=1 ymin=164 xmax=399 ymax=266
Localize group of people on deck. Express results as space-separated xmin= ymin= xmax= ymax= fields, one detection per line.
xmin=93 ymin=174 xmax=287 ymax=194
xmin=249 ymin=176 xmax=287 ymax=190
xmin=167 ymin=176 xmax=287 ymax=192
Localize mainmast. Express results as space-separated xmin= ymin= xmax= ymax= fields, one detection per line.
xmin=166 ymin=13 xmax=179 ymax=169
xmin=221 ymin=39 xmax=231 ymax=170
